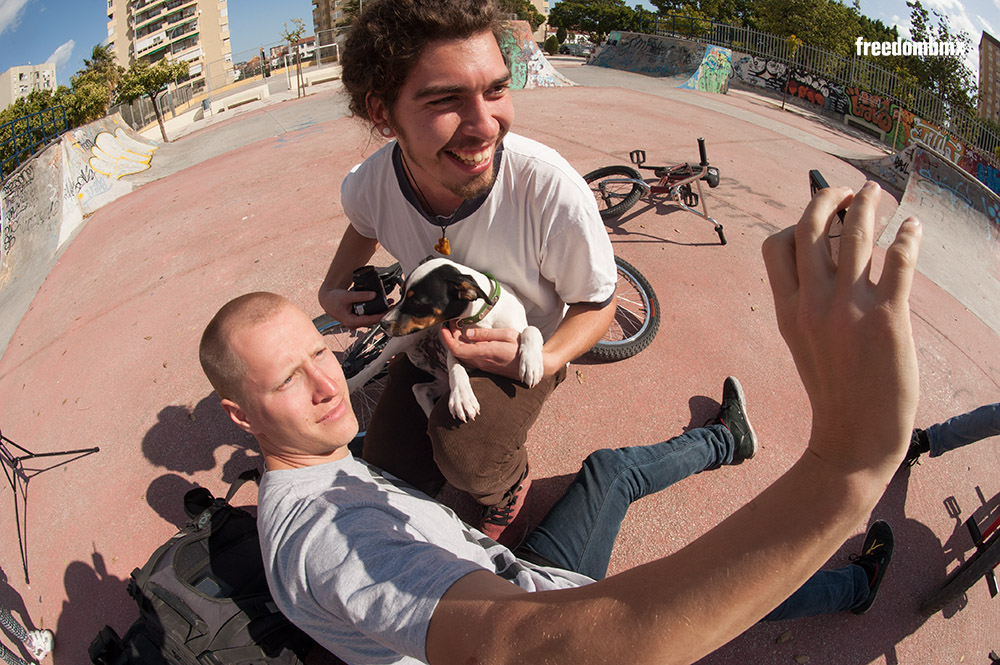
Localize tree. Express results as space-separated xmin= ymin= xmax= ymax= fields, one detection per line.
xmin=556 ymin=25 xmax=568 ymax=44
xmin=501 ymin=0 xmax=546 ymax=31
xmin=335 ymin=0 xmax=360 ymax=31
xmin=69 ymin=44 xmax=125 ymax=125
xmin=548 ymin=0 xmax=636 ymax=44
xmin=116 ymin=59 xmax=189 ymax=142
xmin=281 ymin=18 xmax=307 ymax=99
xmin=901 ymin=0 xmax=977 ymax=119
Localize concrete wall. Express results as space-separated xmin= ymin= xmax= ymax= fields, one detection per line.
xmin=0 ymin=114 xmax=156 ymax=355
xmin=590 ymin=31 xmax=733 ymax=94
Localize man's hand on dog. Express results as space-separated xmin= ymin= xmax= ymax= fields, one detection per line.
xmin=441 ymin=325 xmax=524 ymax=381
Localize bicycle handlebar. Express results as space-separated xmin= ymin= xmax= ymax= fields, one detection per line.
xmin=698 ymin=137 xmax=708 ymax=167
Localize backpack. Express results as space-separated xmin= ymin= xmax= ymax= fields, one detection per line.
xmin=89 ymin=469 xmax=318 ymax=665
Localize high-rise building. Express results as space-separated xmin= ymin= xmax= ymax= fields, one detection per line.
xmin=0 ymin=63 xmax=57 ymax=110
xmin=312 ymin=0 xmax=347 ymax=62
xmin=979 ymin=31 xmax=1000 ymax=124
xmin=106 ymin=0 xmax=235 ymax=95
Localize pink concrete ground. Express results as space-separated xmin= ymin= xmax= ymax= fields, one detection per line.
xmin=0 ymin=68 xmax=997 ymax=664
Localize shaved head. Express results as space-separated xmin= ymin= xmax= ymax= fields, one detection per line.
xmin=199 ymin=292 xmax=292 ymax=403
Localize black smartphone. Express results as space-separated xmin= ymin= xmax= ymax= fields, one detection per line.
xmin=808 ymin=169 xmax=847 ymax=223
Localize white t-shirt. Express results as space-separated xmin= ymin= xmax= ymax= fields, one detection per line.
xmin=341 ymin=132 xmax=617 ymax=338
xmin=257 ymin=456 xmax=593 ymax=665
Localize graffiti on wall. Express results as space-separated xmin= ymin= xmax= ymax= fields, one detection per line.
xmin=733 ymin=56 xmax=848 ymax=114
xmin=679 ymin=45 xmax=732 ymax=93
xmin=0 ymin=146 xmax=61 ymax=268
xmin=911 ymin=146 xmax=1000 ymax=229
xmin=500 ymin=21 xmax=574 ymax=89
xmin=593 ymin=31 xmax=703 ymax=80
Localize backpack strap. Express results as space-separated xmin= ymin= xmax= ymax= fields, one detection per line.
xmin=147 ymin=582 xmax=209 ymax=636
xmin=224 ymin=468 xmax=261 ymax=504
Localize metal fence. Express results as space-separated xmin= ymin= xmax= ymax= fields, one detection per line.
xmin=0 ymin=106 xmax=68 ymax=184
xmin=653 ymin=14 xmax=999 ymax=162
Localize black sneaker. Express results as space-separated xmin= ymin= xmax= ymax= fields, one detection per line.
xmin=849 ymin=520 xmax=894 ymax=614
xmin=901 ymin=428 xmax=929 ymax=467
xmin=713 ymin=377 xmax=758 ymax=464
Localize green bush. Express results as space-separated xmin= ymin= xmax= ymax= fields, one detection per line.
xmin=544 ymin=35 xmax=559 ymax=55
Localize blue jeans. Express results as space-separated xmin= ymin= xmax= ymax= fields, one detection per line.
xmin=518 ymin=425 xmax=870 ymax=620
xmin=927 ymin=402 xmax=1000 ymax=458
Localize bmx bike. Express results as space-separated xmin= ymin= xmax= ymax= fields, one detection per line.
xmin=314 ymin=256 xmax=660 ymax=434
xmin=583 ymin=137 xmax=726 ymax=245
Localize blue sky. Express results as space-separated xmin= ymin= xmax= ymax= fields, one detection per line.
xmin=0 ymin=0 xmax=996 ymax=90
xmin=0 ymin=0 xmax=314 ymax=86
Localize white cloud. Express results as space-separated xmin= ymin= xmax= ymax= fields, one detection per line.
xmin=45 ymin=39 xmax=74 ymax=71
xmin=979 ymin=15 xmax=996 ymax=37
xmin=0 ymin=0 xmax=31 ymax=37
xmin=923 ymin=0 xmax=977 ymax=39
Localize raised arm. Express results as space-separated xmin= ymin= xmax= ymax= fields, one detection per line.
xmin=426 ymin=181 xmax=923 ymax=665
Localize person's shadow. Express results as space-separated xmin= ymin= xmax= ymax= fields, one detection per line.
xmin=141 ymin=393 xmax=260 ymax=484
xmin=55 ymin=551 xmax=130 ymax=665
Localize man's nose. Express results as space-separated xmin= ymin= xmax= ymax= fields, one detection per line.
xmin=461 ymin=96 xmax=500 ymax=139
xmin=308 ymin=364 xmax=339 ymax=403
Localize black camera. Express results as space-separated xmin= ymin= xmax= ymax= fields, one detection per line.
xmin=350 ymin=265 xmax=389 ymax=316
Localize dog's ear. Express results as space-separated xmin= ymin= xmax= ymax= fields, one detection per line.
xmin=447 ymin=275 xmax=490 ymax=302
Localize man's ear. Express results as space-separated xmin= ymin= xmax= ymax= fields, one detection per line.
xmin=221 ymin=398 xmax=254 ymax=434
xmin=366 ymin=93 xmax=394 ymax=136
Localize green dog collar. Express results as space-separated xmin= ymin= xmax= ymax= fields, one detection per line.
xmin=457 ymin=273 xmax=501 ymax=327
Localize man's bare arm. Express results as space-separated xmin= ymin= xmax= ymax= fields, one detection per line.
xmin=426 ymin=182 xmax=922 ymax=665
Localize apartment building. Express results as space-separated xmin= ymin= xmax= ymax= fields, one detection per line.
xmin=980 ymin=31 xmax=1000 ymax=124
xmin=106 ymin=0 xmax=235 ymax=95
xmin=312 ymin=0 xmax=348 ymax=62
xmin=0 ymin=63 xmax=57 ymax=110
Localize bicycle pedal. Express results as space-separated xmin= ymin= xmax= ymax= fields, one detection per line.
xmin=629 ymin=149 xmax=646 ymax=166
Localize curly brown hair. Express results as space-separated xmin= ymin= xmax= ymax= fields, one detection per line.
xmin=341 ymin=0 xmax=509 ymax=124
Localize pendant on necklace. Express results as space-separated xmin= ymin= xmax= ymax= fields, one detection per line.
xmin=435 ymin=233 xmax=451 ymax=255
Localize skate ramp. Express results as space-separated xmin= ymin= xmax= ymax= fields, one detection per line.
xmin=590 ymin=32 xmax=732 ymax=92
xmin=0 ymin=113 xmax=157 ymax=353
xmin=875 ymin=143 xmax=1000 ymax=334
xmin=501 ymin=21 xmax=575 ymax=89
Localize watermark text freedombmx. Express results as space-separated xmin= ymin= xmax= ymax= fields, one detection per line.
xmin=855 ymin=38 xmax=960 ymax=57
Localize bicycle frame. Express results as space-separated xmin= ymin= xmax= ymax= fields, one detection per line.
xmin=589 ymin=137 xmax=725 ymax=244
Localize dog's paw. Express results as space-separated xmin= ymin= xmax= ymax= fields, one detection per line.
xmin=518 ymin=326 xmax=544 ymax=388
xmin=519 ymin=355 xmax=543 ymax=388
xmin=448 ymin=383 xmax=480 ymax=422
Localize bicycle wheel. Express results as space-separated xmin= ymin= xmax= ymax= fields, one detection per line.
xmin=313 ymin=314 xmax=389 ymax=436
xmin=921 ymin=535 xmax=1000 ymax=615
xmin=583 ymin=165 xmax=644 ymax=220
xmin=589 ymin=256 xmax=660 ymax=361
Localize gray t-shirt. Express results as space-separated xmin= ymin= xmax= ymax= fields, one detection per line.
xmin=257 ymin=455 xmax=593 ymax=664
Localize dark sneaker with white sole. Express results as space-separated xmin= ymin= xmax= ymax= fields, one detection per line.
xmin=712 ymin=376 xmax=758 ymax=464
xmin=849 ymin=520 xmax=894 ymax=614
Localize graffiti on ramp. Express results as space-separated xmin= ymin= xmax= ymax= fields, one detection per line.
xmin=501 ymin=21 xmax=575 ymax=89
xmin=875 ymin=143 xmax=1000 ymax=335
xmin=88 ymin=128 xmax=157 ymax=179
xmin=590 ymin=31 xmax=732 ymax=93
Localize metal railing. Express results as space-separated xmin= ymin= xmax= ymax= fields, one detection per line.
xmin=653 ymin=14 xmax=999 ymax=164
xmin=0 ymin=106 xmax=68 ymax=184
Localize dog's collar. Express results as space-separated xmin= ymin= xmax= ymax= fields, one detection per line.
xmin=457 ymin=273 xmax=501 ymax=328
